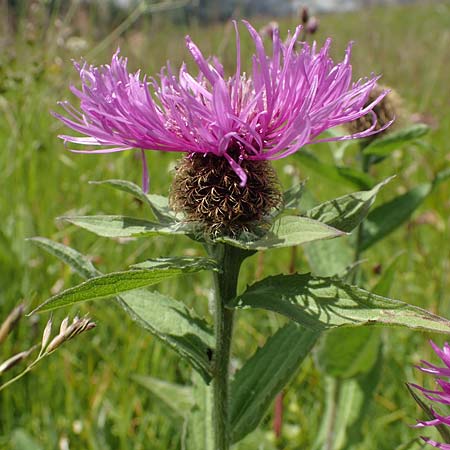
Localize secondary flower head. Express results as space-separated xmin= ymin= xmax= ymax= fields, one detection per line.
xmin=54 ymin=21 xmax=390 ymax=236
xmin=346 ymin=83 xmax=402 ymax=140
xmin=410 ymin=341 xmax=450 ymax=448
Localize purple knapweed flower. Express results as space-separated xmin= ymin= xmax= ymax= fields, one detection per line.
xmin=411 ymin=341 xmax=450 ymax=448
xmin=54 ymin=21 xmax=389 ymax=192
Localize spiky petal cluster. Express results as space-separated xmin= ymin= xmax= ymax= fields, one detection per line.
xmin=411 ymin=341 xmax=450 ymax=448
xmin=54 ymin=21 xmax=389 ymax=189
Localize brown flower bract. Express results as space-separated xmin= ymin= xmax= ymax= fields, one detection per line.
xmin=170 ymin=152 xmax=282 ymax=237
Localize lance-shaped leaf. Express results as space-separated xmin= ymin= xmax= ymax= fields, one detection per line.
xmin=31 ymin=257 xmax=217 ymax=314
xmin=132 ymin=375 xmax=194 ymax=417
xmin=28 ymin=238 xmax=214 ymax=381
xmin=230 ymin=323 xmax=319 ymax=443
xmin=296 ymin=151 xmax=375 ymax=190
xmin=89 ymin=179 xmax=176 ymax=223
xmin=231 ymin=273 xmax=450 ymax=334
xmin=131 ymin=257 xmax=218 ymax=271
xmin=120 ymin=289 xmax=214 ymax=380
xmin=361 ymin=167 xmax=450 ymax=251
xmin=305 ymin=177 xmax=393 ymax=232
xmin=218 ymin=216 xmax=345 ymax=251
xmin=363 ymin=124 xmax=430 ymax=157
xmin=60 ymin=215 xmax=195 ymax=238
xmin=314 ymin=254 xmax=402 ymax=379
xmin=29 ymin=237 xmax=101 ymax=278
xmin=360 ymin=183 xmax=432 ymax=250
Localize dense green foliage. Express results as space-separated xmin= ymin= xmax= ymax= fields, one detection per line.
xmin=0 ymin=1 xmax=449 ymax=449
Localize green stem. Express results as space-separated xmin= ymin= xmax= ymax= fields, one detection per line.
xmin=0 ymin=355 xmax=43 ymax=392
xmin=352 ymin=148 xmax=371 ymax=283
xmin=209 ymin=244 xmax=245 ymax=450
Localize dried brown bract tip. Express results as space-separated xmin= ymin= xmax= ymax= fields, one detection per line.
xmin=346 ymin=84 xmax=403 ymax=140
xmin=170 ymin=151 xmax=282 ymax=238
xmin=45 ymin=316 xmax=96 ymax=354
xmin=0 ymin=303 xmax=26 ymax=345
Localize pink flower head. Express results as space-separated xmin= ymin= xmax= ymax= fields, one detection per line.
xmin=411 ymin=341 xmax=450 ymax=448
xmin=54 ymin=21 xmax=390 ymax=191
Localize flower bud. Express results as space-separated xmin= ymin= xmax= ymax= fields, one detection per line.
xmin=0 ymin=303 xmax=25 ymax=345
xmin=46 ymin=316 xmax=96 ymax=354
xmin=300 ymin=7 xmax=309 ymax=24
xmin=0 ymin=346 xmax=36 ymax=375
xmin=306 ymin=17 xmax=319 ymax=35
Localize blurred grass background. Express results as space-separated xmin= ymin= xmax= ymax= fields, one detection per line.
xmin=0 ymin=0 xmax=449 ymax=449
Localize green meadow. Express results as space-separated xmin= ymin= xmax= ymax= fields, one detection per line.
xmin=0 ymin=1 xmax=449 ymax=449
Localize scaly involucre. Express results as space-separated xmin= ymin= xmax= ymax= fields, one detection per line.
xmin=411 ymin=341 xmax=450 ymax=449
xmin=54 ymin=20 xmax=389 ymax=188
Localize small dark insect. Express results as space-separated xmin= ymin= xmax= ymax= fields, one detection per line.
xmin=207 ymin=348 xmax=214 ymax=361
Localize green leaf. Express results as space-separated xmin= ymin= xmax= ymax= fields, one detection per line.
xmin=360 ymin=183 xmax=432 ymax=250
xmin=131 ymin=256 xmax=219 ymax=271
xmin=29 ymin=238 xmax=214 ymax=381
xmin=296 ymin=151 xmax=375 ymax=189
xmin=218 ymin=216 xmax=345 ymax=250
xmin=363 ymin=124 xmax=430 ymax=157
xmin=230 ymin=322 xmax=319 ymax=443
xmin=120 ymin=289 xmax=214 ymax=381
xmin=28 ymin=237 xmax=100 ymax=278
xmin=305 ymin=176 xmax=393 ymax=232
xmin=187 ymin=373 xmax=214 ymax=450
xmin=360 ymin=167 xmax=450 ymax=251
xmin=371 ymin=252 xmax=404 ymax=297
xmin=90 ymin=179 xmax=176 ymax=223
xmin=32 ymin=258 xmax=216 ymax=314
xmin=313 ymin=354 xmax=382 ymax=450
xmin=231 ymin=273 xmax=450 ymax=334
xmin=283 ymin=181 xmax=306 ymax=210
xmin=315 ymin=327 xmax=381 ymax=378
xmin=304 ymin=238 xmax=354 ymax=277
xmin=132 ymin=375 xmax=194 ymax=416
xmin=61 ymin=215 xmax=194 ymax=238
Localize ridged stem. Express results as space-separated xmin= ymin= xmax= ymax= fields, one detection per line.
xmin=209 ymin=244 xmax=244 ymax=450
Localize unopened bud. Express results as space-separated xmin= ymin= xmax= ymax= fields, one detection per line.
xmin=0 ymin=346 xmax=36 ymax=374
xmin=46 ymin=317 xmax=96 ymax=354
xmin=0 ymin=303 xmax=26 ymax=345
xmin=41 ymin=317 xmax=53 ymax=351
xmin=300 ymin=7 xmax=309 ymax=24
xmin=306 ymin=17 xmax=319 ymax=35
xmin=59 ymin=317 xmax=69 ymax=335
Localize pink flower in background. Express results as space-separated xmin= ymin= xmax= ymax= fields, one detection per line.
xmin=54 ymin=20 xmax=389 ymax=191
xmin=411 ymin=341 xmax=450 ymax=449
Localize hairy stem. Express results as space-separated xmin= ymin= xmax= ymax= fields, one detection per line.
xmin=209 ymin=244 xmax=245 ymax=450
